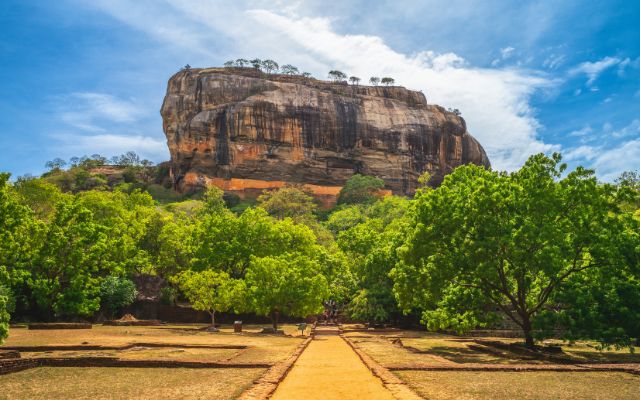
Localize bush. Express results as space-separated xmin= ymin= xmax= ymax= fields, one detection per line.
xmin=337 ymin=174 xmax=385 ymax=205
xmin=0 ymin=286 xmax=11 ymax=344
xmin=160 ymin=286 xmax=177 ymax=305
xmin=99 ymin=276 xmax=138 ymax=318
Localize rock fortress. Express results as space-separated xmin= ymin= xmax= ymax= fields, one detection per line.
xmin=161 ymin=66 xmax=490 ymax=206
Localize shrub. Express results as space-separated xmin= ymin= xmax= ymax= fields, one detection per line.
xmin=99 ymin=276 xmax=138 ymax=319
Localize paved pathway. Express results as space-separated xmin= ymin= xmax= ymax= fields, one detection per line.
xmin=270 ymin=333 xmax=396 ymax=400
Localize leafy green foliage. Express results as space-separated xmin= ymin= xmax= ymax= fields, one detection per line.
xmin=0 ymin=296 xmax=9 ymax=344
xmin=257 ymin=186 xmax=317 ymax=220
xmin=0 ymin=285 xmax=12 ymax=343
xmin=337 ymin=196 xmax=411 ymax=322
xmin=29 ymin=200 xmax=106 ymax=318
xmin=99 ymin=276 xmax=137 ymax=319
xmin=393 ymin=153 xmax=636 ymax=347
xmin=337 ymin=174 xmax=385 ymax=205
xmin=191 ymin=207 xmax=318 ymax=278
xmin=245 ymin=253 xmax=328 ymax=330
xmin=174 ymin=270 xmax=245 ymax=326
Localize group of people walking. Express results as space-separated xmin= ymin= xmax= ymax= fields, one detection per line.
xmin=321 ymin=299 xmax=339 ymax=324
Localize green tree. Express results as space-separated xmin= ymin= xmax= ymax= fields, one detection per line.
xmin=280 ymin=64 xmax=299 ymax=75
xmin=191 ymin=208 xmax=318 ymax=278
xmin=328 ymin=70 xmax=347 ymax=82
xmin=337 ymin=174 xmax=385 ymax=205
xmin=0 ymin=292 xmax=9 ymax=344
xmin=235 ymin=58 xmax=249 ymax=67
xmin=45 ymin=158 xmax=67 ymax=171
xmin=257 ymin=186 xmax=317 ymax=220
xmin=14 ymin=177 xmax=67 ymax=220
xmin=174 ymin=270 xmax=245 ymax=328
xmin=339 ymin=196 xmax=410 ymax=323
xmin=250 ymin=58 xmax=262 ymax=69
xmin=381 ymin=77 xmax=395 ymax=86
xmin=369 ymin=77 xmax=380 ymax=86
xmin=393 ymin=153 xmax=634 ymax=348
xmin=201 ymin=186 xmax=226 ymax=215
xmin=349 ymin=76 xmax=361 ymax=85
xmin=0 ymin=173 xmax=41 ymax=309
xmin=29 ymin=200 xmax=107 ymax=318
xmin=99 ymin=276 xmax=138 ymax=319
xmin=325 ymin=205 xmax=366 ymax=234
xmin=261 ymin=59 xmax=279 ymax=74
xmin=246 ymin=253 xmax=328 ymax=330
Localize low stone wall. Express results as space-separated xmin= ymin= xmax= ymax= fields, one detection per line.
xmin=28 ymin=323 xmax=92 ymax=330
xmin=2 ymin=343 xmax=247 ymax=352
xmin=0 ymin=358 xmax=38 ymax=375
xmin=0 ymin=350 xmax=20 ymax=359
xmin=38 ymin=358 xmax=270 ymax=369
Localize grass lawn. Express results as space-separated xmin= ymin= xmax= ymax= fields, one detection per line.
xmin=345 ymin=329 xmax=640 ymax=366
xmin=0 ymin=367 xmax=265 ymax=400
xmin=396 ymin=371 xmax=640 ymax=400
xmin=2 ymin=324 xmax=305 ymax=364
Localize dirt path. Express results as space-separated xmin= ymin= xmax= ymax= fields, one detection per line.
xmin=270 ymin=335 xmax=396 ymax=400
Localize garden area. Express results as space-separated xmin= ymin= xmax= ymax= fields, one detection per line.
xmin=0 ymin=323 xmax=307 ymax=399
xmin=1 ymin=153 xmax=640 ymax=399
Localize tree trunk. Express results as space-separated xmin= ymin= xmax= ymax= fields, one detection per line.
xmin=522 ymin=316 xmax=535 ymax=349
xmin=210 ymin=310 xmax=216 ymax=327
xmin=271 ymin=310 xmax=280 ymax=331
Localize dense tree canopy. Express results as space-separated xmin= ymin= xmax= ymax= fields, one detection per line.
xmin=337 ymin=174 xmax=385 ymax=205
xmin=174 ymin=270 xmax=245 ymax=327
xmin=246 ymin=253 xmax=328 ymax=330
xmin=0 ymin=152 xmax=638 ymax=351
xmin=393 ymin=153 xmax=638 ymax=348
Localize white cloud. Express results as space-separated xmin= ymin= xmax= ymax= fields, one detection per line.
xmin=564 ymin=120 xmax=640 ymax=181
xmin=564 ymin=145 xmax=598 ymax=162
xmin=242 ymin=10 xmax=558 ymax=170
xmin=500 ymin=46 xmax=515 ymax=59
xmin=83 ymin=1 xmax=561 ymax=171
xmin=542 ymin=54 xmax=565 ymax=70
xmin=610 ymin=119 xmax=640 ymax=139
xmin=592 ymin=139 xmax=640 ymax=181
xmin=49 ymin=91 xmax=165 ymax=160
xmin=55 ymin=92 xmax=143 ymax=132
xmin=492 ymin=46 xmax=515 ymax=66
xmin=568 ymin=126 xmax=593 ymax=137
xmin=569 ymin=56 xmax=621 ymax=87
xmin=50 ymin=133 xmax=168 ymax=161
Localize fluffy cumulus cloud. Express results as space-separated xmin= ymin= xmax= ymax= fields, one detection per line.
xmin=244 ymin=10 xmax=558 ymax=171
xmin=563 ymin=119 xmax=640 ymax=181
xmin=83 ymin=0 xmax=561 ymax=171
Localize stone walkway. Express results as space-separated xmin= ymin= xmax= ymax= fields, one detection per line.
xmin=270 ymin=333 xmax=396 ymax=400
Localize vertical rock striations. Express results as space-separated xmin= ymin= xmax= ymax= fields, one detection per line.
xmin=161 ymin=67 xmax=490 ymax=202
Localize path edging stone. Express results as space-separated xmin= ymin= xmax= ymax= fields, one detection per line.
xmin=237 ymin=336 xmax=313 ymax=400
xmin=341 ymin=335 xmax=424 ymax=400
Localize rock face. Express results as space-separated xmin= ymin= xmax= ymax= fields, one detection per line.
xmin=161 ymin=67 xmax=490 ymax=202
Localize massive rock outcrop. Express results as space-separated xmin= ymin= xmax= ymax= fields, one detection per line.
xmin=161 ymin=67 xmax=490 ymax=203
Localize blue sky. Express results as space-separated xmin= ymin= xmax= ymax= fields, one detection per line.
xmin=1 ymin=0 xmax=638 ymax=180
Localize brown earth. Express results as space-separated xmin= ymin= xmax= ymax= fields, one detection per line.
xmin=270 ymin=335 xmax=395 ymax=400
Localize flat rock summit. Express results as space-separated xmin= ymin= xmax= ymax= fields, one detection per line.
xmin=161 ymin=67 xmax=490 ymax=202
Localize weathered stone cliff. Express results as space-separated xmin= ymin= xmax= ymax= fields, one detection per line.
xmin=161 ymin=67 xmax=490 ymax=202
